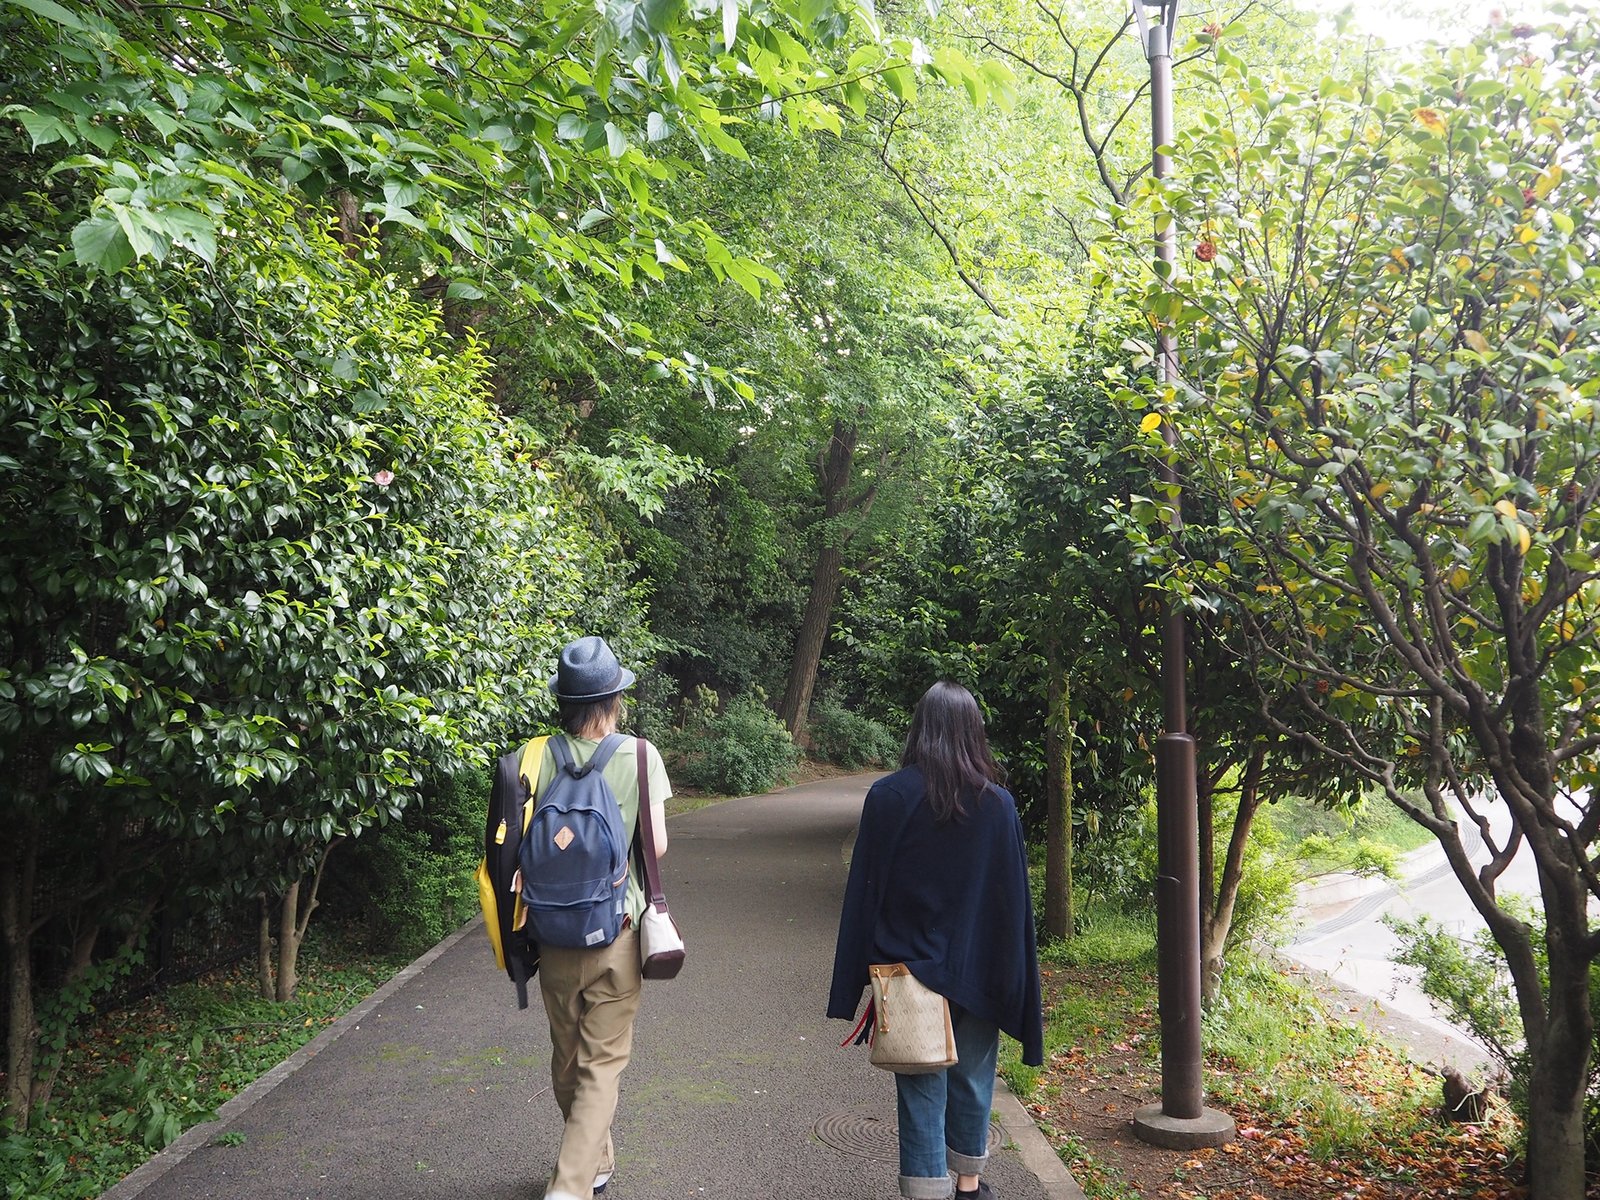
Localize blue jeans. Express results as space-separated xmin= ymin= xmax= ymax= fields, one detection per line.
xmin=893 ymin=1004 xmax=999 ymax=1199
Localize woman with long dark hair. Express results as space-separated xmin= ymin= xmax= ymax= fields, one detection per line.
xmin=828 ymin=681 xmax=1043 ymax=1200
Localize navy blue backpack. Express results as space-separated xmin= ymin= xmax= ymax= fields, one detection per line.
xmin=518 ymin=734 xmax=631 ymax=951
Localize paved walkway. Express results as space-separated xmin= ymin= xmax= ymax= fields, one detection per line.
xmin=1288 ymin=815 xmax=1500 ymax=1070
xmin=105 ymin=774 xmax=1078 ymax=1200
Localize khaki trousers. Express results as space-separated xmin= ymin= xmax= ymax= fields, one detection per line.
xmin=537 ymin=927 xmax=642 ymax=1200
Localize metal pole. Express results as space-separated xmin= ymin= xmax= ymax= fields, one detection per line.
xmin=1132 ymin=3 xmax=1233 ymax=1150
xmin=1149 ymin=24 xmax=1202 ymax=1121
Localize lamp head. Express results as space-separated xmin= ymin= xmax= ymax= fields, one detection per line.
xmin=1130 ymin=0 xmax=1180 ymax=58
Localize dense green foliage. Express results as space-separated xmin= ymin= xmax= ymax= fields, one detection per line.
xmin=806 ymin=694 xmax=900 ymax=768
xmin=333 ymin=766 xmax=489 ymax=957
xmin=675 ymin=692 xmax=800 ymax=796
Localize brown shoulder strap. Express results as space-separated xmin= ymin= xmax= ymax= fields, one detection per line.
xmin=634 ymin=737 xmax=667 ymax=904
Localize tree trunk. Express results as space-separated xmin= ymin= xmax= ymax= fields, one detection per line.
xmin=272 ymin=842 xmax=340 ymax=1003
xmin=275 ymin=882 xmax=301 ymax=1003
xmin=1200 ymin=744 xmax=1265 ymax=1005
xmin=779 ymin=421 xmax=863 ymax=739
xmin=1 ymin=824 xmax=38 ymax=1126
xmin=1043 ymin=641 xmax=1073 ymax=939
xmin=30 ymin=922 xmax=99 ymax=1114
xmin=257 ymin=892 xmax=275 ymax=1000
xmin=1523 ymin=934 xmax=1592 ymax=1200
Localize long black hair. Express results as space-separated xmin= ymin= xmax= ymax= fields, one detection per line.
xmin=901 ymin=681 xmax=1005 ymax=822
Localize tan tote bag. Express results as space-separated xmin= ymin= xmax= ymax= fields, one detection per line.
xmin=867 ymin=962 xmax=957 ymax=1073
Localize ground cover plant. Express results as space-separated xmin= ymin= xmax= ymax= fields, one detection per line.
xmin=0 ymin=933 xmax=404 ymax=1200
xmin=1010 ymin=911 xmax=1529 ymax=1200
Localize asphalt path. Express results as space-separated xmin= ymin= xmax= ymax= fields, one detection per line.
xmin=106 ymin=773 xmax=1062 ymax=1200
xmin=1286 ymin=796 xmax=1544 ymax=1070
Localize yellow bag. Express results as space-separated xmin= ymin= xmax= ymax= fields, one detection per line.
xmin=476 ymin=736 xmax=547 ymax=1000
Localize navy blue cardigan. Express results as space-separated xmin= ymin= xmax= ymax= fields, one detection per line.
xmin=827 ymin=765 xmax=1044 ymax=1066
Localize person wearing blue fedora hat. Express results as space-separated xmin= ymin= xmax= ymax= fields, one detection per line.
xmin=531 ymin=636 xmax=672 ymax=1200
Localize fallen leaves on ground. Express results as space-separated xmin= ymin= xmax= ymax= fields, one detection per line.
xmin=1025 ymin=965 xmax=1534 ymax=1200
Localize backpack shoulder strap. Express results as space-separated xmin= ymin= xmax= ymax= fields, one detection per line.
xmin=517 ymin=735 xmax=550 ymax=835
xmin=518 ymin=735 xmax=549 ymax=788
xmin=581 ymin=732 xmax=626 ymax=777
xmin=548 ymin=734 xmax=577 ymax=776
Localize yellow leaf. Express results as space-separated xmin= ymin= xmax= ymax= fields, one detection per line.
xmin=1454 ymin=255 xmax=1473 ymax=272
xmin=1463 ymin=329 xmax=1490 ymax=353
xmin=1517 ymin=524 xmax=1531 ymax=555
xmin=1449 ymin=567 xmax=1470 ymax=589
xmin=1518 ymin=224 xmax=1539 ymax=244
xmin=1369 ymin=481 xmax=1392 ymax=500
xmin=1572 ymin=678 xmax=1587 ymax=695
xmin=1140 ymin=412 xmax=1163 ymax=434
xmin=1535 ymin=163 xmax=1563 ymax=199
xmin=1413 ymin=107 xmax=1446 ymax=134
xmin=1495 ymin=499 xmax=1519 ymax=520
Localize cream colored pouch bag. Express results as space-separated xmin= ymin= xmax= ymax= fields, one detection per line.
xmin=867 ymin=962 xmax=957 ymax=1073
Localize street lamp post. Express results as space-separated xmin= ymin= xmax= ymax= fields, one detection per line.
xmin=1127 ymin=0 xmax=1235 ymax=1151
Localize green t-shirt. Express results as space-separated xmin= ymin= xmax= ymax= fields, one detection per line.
xmin=532 ymin=734 xmax=672 ymax=923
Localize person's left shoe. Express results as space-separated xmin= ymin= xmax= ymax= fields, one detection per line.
xmin=955 ymin=1182 xmax=995 ymax=1200
xmin=592 ymin=1168 xmax=613 ymax=1195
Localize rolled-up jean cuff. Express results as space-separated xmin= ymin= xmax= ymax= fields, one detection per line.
xmin=899 ymin=1172 xmax=955 ymax=1199
xmin=948 ymin=1146 xmax=989 ymax=1175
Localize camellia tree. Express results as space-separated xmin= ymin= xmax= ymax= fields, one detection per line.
xmin=1106 ymin=12 xmax=1600 ymax=1195
xmin=0 ymin=175 xmax=615 ymax=1120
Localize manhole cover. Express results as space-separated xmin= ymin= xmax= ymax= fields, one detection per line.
xmin=813 ymin=1107 xmax=1003 ymax=1161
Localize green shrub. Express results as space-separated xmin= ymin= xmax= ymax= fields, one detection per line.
xmin=1388 ymin=908 xmax=1600 ymax=1164
xmin=680 ymin=693 xmax=798 ymax=796
xmin=1081 ymin=796 xmax=1298 ymax=954
xmin=808 ymin=698 xmax=900 ymax=769
xmin=336 ymin=766 xmax=486 ymax=957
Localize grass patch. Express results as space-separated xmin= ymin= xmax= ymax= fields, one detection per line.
xmin=1049 ymin=1130 xmax=1143 ymax=1200
xmin=1017 ymin=894 xmax=1521 ymax=1200
xmin=0 ymin=929 xmax=406 ymax=1200
xmin=1004 ymin=907 xmax=1158 ymax=1092
xmin=1204 ymin=955 xmax=1470 ymax=1160
xmin=1274 ymin=790 xmax=1434 ymax=877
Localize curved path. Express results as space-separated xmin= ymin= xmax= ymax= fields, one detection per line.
xmin=105 ymin=773 xmax=1072 ymax=1200
xmin=1288 ymin=810 xmax=1506 ymax=1069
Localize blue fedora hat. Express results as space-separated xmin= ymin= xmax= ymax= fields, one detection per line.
xmin=549 ymin=636 xmax=637 ymax=702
